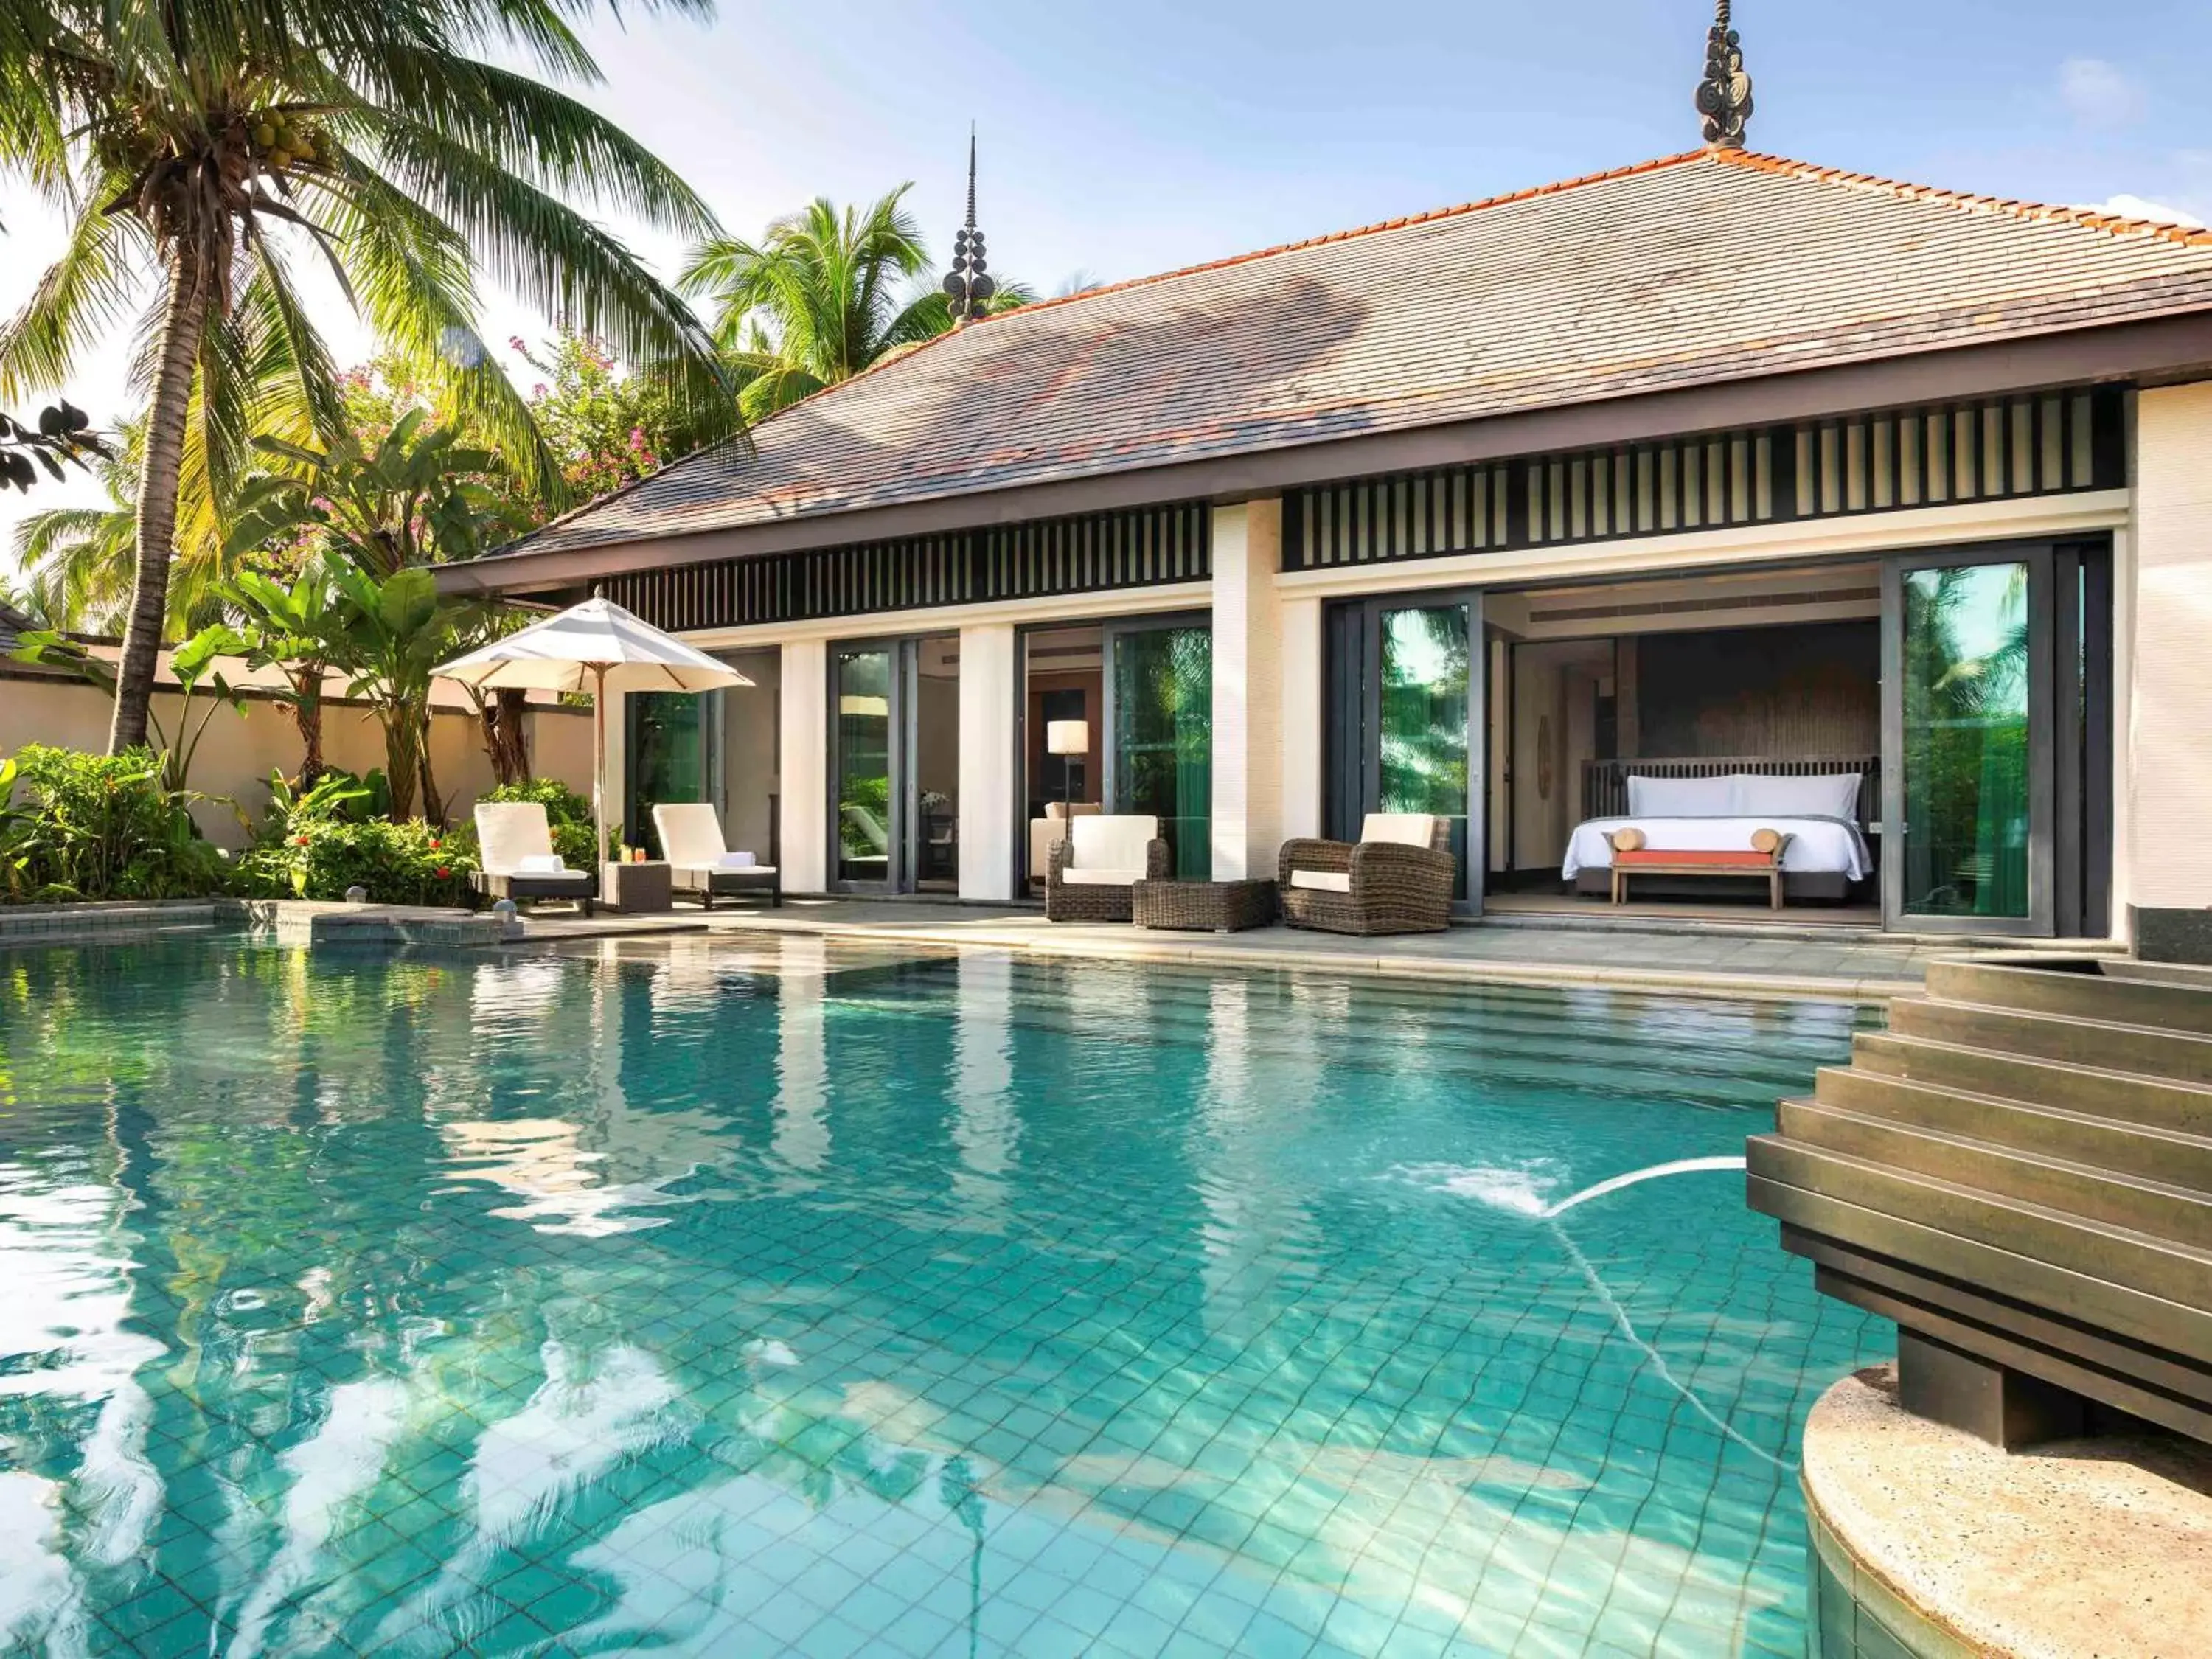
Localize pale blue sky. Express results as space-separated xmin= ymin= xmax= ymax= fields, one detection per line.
xmin=5 ymin=0 xmax=2208 ymax=552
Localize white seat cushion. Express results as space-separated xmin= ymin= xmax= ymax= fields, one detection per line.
xmin=1290 ymin=869 xmax=1354 ymax=894
xmin=1359 ymin=813 xmax=1437 ymax=849
xmin=1069 ymin=815 xmax=1157 ymax=872
xmin=1061 ymin=866 xmax=1145 ymax=887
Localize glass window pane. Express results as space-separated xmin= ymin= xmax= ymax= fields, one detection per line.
xmin=836 ymin=649 xmax=892 ymax=885
xmin=1378 ymin=605 xmax=1471 ymax=900
xmin=1901 ymin=563 xmax=2031 ymax=917
xmin=1111 ymin=626 xmax=1212 ymax=880
xmin=628 ymin=692 xmax=709 ymax=858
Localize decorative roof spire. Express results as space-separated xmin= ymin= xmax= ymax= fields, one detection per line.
xmin=942 ymin=127 xmax=997 ymax=324
xmin=1694 ymin=0 xmax=1754 ymax=150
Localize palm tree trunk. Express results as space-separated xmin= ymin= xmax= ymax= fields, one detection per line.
xmin=108 ymin=246 xmax=208 ymax=755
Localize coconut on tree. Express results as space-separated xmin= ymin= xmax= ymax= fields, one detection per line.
xmin=0 ymin=0 xmax=736 ymax=754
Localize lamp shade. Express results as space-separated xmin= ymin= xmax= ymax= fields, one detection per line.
xmin=1046 ymin=719 xmax=1089 ymax=757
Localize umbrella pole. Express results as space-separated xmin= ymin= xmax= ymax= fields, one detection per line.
xmin=592 ymin=661 xmax=608 ymax=870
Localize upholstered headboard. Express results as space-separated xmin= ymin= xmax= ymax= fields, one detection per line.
xmin=1582 ymin=756 xmax=1880 ymax=825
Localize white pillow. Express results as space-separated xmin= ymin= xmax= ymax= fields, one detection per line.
xmin=716 ymin=851 xmax=757 ymax=869
xmin=1730 ymin=773 xmax=1861 ymax=818
xmin=1625 ymin=774 xmax=1734 ymax=815
xmin=515 ymin=853 xmax=567 ymax=875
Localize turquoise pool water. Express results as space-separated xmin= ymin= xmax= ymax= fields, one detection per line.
xmin=0 ymin=933 xmax=1885 ymax=1658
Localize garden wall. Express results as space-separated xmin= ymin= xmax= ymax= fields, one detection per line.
xmin=1 ymin=669 xmax=596 ymax=848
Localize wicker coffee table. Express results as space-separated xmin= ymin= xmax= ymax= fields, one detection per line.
xmin=1131 ymin=878 xmax=1279 ymax=933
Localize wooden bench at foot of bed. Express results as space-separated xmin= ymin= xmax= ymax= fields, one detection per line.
xmin=1607 ymin=827 xmax=1793 ymax=910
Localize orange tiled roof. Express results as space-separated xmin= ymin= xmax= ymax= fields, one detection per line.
xmin=498 ymin=149 xmax=2212 ymax=561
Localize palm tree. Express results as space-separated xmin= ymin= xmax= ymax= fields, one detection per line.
xmin=10 ymin=417 xmax=234 ymax=635
xmin=0 ymin=0 xmax=733 ymax=754
xmin=678 ymin=187 xmax=1034 ymax=422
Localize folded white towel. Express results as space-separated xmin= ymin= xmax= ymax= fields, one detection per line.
xmin=515 ymin=853 xmax=568 ymax=875
xmin=716 ymin=851 xmax=757 ymax=869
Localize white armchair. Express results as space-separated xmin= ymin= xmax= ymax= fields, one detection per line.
xmin=1046 ymin=815 xmax=1169 ymax=922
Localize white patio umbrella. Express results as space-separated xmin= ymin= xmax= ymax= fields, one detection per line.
xmin=434 ymin=594 xmax=752 ymax=868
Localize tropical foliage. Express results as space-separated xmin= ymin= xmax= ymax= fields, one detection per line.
xmin=233 ymin=811 xmax=471 ymax=905
xmin=679 ymin=187 xmax=1034 ymax=422
xmin=0 ymin=398 xmax=104 ymax=491
xmin=0 ymin=745 xmax=225 ymax=900
xmin=9 ymin=417 xmax=236 ymax=634
xmin=0 ymin=0 xmax=734 ymax=751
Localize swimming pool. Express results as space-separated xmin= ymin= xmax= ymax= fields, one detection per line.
xmin=0 ymin=933 xmax=1884 ymax=1657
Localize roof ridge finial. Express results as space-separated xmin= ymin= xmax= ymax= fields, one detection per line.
xmin=1695 ymin=0 xmax=1754 ymax=150
xmin=942 ymin=124 xmax=996 ymax=325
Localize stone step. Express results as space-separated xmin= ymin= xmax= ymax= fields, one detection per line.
xmin=1849 ymin=1030 xmax=2212 ymax=1136
xmin=1746 ymin=1133 xmax=2212 ymax=1364
xmin=1888 ymin=995 xmax=2212 ymax=1086
xmin=1780 ymin=1095 xmax=2212 ymax=1237
xmin=1812 ymin=1062 xmax=2212 ymax=1192
xmin=1926 ymin=956 xmax=2212 ymax=1036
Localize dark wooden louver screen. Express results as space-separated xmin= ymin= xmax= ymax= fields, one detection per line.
xmin=1284 ymin=389 xmax=2126 ymax=571
xmin=599 ymin=502 xmax=1211 ymax=633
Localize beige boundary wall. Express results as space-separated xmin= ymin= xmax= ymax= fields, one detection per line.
xmin=0 ymin=670 xmax=596 ymax=849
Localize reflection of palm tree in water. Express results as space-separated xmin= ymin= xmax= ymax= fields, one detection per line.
xmin=1903 ymin=566 xmax=2030 ymax=917
xmin=939 ymin=1454 xmax=987 ymax=1659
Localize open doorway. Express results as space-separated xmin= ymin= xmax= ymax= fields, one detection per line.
xmin=827 ymin=633 xmax=960 ymax=894
xmin=1483 ymin=563 xmax=1885 ymax=923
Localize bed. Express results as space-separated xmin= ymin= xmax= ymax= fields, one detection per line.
xmin=1562 ymin=769 xmax=1875 ymax=901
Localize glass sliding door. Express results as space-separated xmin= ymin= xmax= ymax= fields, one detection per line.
xmin=627 ymin=691 xmax=714 ymax=858
xmin=832 ymin=646 xmax=895 ymax=889
xmin=1884 ymin=546 xmax=2054 ymax=935
xmin=1326 ymin=593 xmax=1483 ymax=908
xmin=1106 ymin=620 xmax=1211 ymax=879
xmin=829 ymin=635 xmax=961 ymax=894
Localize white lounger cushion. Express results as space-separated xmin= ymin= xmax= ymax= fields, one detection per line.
xmin=653 ymin=802 xmax=726 ymax=869
xmin=476 ymin=802 xmax=581 ymax=876
xmin=1068 ymin=815 xmax=1158 ymax=874
xmin=1359 ymin=813 xmax=1437 ymax=849
xmin=1062 ymin=867 xmax=1147 ymax=887
xmin=1290 ymin=869 xmax=1354 ymax=894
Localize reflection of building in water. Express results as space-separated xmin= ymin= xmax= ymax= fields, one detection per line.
xmin=950 ymin=951 xmax=1016 ymax=1215
xmin=771 ymin=936 xmax=830 ymax=1178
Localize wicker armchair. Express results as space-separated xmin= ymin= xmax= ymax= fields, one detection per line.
xmin=1278 ymin=813 xmax=1457 ymax=935
xmin=1046 ymin=815 xmax=1171 ymax=922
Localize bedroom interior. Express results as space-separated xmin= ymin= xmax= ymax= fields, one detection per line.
xmin=1484 ymin=561 xmax=1884 ymax=919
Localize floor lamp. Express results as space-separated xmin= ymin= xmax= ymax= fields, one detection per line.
xmin=1046 ymin=720 xmax=1089 ymax=810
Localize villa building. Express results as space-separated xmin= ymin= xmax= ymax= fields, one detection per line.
xmin=440 ymin=128 xmax=2212 ymax=947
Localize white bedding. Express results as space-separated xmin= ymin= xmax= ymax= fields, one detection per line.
xmin=1562 ymin=816 xmax=1873 ymax=881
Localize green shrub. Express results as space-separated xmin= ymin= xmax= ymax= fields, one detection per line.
xmin=1 ymin=745 xmax=227 ymax=902
xmin=232 ymin=815 xmax=474 ymax=905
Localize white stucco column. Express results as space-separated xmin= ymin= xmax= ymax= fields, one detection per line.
xmin=1279 ymin=594 xmax=1324 ymax=843
xmin=1209 ymin=498 xmax=1285 ymax=880
xmin=2128 ymin=383 xmax=2212 ymax=934
xmin=958 ymin=622 xmax=1018 ymax=900
xmin=779 ymin=639 xmax=828 ymax=894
